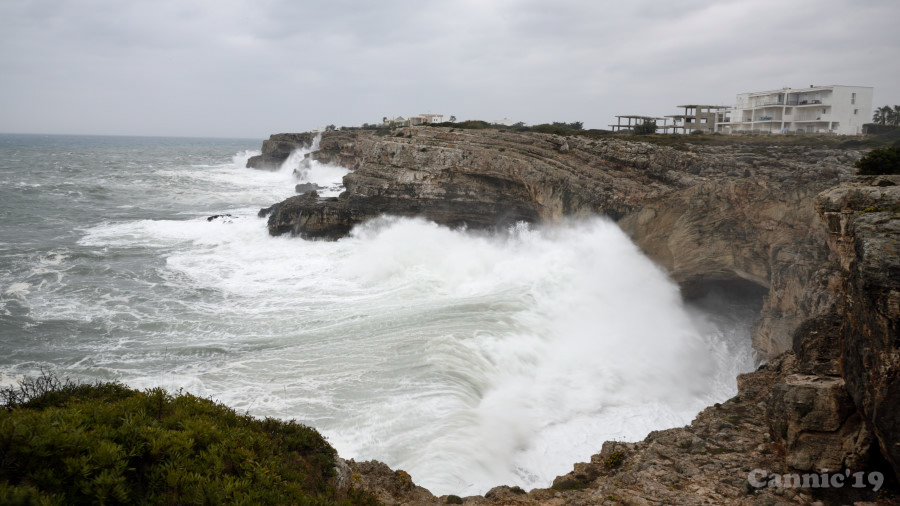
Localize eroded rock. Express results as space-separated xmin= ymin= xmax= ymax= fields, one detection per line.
xmin=817 ymin=175 xmax=900 ymax=479
xmin=767 ymin=374 xmax=872 ymax=471
xmin=246 ymin=132 xmax=318 ymax=170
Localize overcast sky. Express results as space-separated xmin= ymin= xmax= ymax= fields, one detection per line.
xmin=1 ymin=0 xmax=898 ymax=139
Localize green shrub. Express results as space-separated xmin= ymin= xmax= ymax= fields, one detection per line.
xmin=0 ymin=373 xmax=376 ymax=505
xmin=633 ymin=120 xmax=657 ymax=135
xmin=856 ymin=146 xmax=900 ymax=175
xmin=427 ymin=120 xmax=606 ymax=138
xmin=443 ymin=120 xmax=493 ymax=130
xmin=604 ymin=450 xmax=625 ymax=469
xmin=526 ymin=123 xmax=577 ymax=135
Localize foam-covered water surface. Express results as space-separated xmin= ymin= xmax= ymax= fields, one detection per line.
xmin=0 ymin=134 xmax=757 ymax=496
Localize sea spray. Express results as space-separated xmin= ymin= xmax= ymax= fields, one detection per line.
xmin=318 ymin=217 xmax=747 ymax=494
xmin=278 ymin=134 xmax=348 ymax=197
xmin=74 ymin=214 xmax=752 ymax=495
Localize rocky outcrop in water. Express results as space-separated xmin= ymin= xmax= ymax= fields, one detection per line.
xmin=246 ymin=132 xmax=318 ymax=170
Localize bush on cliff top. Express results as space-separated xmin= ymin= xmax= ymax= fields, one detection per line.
xmin=856 ymin=146 xmax=900 ymax=175
xmin=428 ymin=119 xmax=608 ymax=137
xmin=0 ymin=372 xmax=376 ymax=505
xmin=633 ymin=119 xmax=658 ymax=135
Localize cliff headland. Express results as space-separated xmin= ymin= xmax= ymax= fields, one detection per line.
xmin=245 ymin=127 xmax=899 ymax=504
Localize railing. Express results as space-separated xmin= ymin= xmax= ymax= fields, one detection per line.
xmin=747 ymin=99 xmax=827 ymax=107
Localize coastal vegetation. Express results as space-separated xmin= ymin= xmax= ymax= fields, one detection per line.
xmin=872 ymin=104 xmax=900 ymax=126
xmin=856 ymin=145 xmax=900 ymax=175
xmin=428 ymin=119 xmax=606 ymax=137
xmin=0 ymin=372 xmax=376 ymax=505
xmin=632 ymin=119 xmax=657 ymax=135
xmin=343 ymin=117 xmax=900 ymax=152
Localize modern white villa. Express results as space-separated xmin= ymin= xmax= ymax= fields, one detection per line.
xmin=716 ymin=85 xmax=873 ymax=135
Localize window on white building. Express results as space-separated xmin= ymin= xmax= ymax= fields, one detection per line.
xmin=854 ymin=109 xmax=859 ymax=115
xmin=851 ymin=92 xmax=856 ymax=105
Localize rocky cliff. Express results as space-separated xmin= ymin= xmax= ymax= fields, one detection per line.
xmin=249 ymin=128 xmax=899 ymax=504
xmin=816 ymin=176 xmax=900 ymax=480
xmin=252 ymin=128 xmax=859 ymax=358
xmin=246 ymin=132 xmax=318 ymax=170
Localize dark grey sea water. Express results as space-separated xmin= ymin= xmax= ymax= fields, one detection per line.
xmin=0 ymin=133 xmax=759 ymax=495
xmin=1 ymin=134 xmax=261 ymax=375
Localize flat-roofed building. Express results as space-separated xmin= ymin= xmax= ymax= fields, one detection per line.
xmin=667 ymin=105 xmax=729 ymax=134
xmin=609 ymin=115 xmax=668 ymax=133
xmin=718 ymin=85 xmax=873 ymax=135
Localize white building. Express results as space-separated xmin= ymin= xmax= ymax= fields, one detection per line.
xmin=419 ymin=113 xmax=444 ymax=124
xmin=405 ymin=114 xmax=443 ymax=126
xmin=717 ymin=85 xmax=873 ymax=135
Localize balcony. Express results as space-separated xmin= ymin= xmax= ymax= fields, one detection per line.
xmin=790 ymin=100 xmax=827 ymax=107
xmin=792 ymin=115 xmax=831 ymax=123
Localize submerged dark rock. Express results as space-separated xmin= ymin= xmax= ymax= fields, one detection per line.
xmin=263 ymin=190 xmax=357 ymax=238
xmin=295 ymin=182 xmax=323 ymax=194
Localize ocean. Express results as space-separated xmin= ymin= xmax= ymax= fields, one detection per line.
xmin=0 ymin=133 xmax=758 ymax=495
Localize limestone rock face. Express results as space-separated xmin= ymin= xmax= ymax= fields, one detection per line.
xmin=816 ymin=175 xmax=900 ymax=478
xmin=246 ymin=132 xmax=317 ymax=170
xmin=272 ymin=128 xmax=708 ymax=234
xmin=767 ymin=374 xmax=872 ymax=471
xmin=620 ymin=177 xmax=843 ymax=357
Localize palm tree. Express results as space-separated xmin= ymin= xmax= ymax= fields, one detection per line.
xmin=873 ymin=105 xmax=893 ymax=125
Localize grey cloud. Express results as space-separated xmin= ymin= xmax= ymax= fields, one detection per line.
xmin=0 ymin=0 xmax=898 ymax=138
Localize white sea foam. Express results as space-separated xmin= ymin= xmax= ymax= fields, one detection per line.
xmin=4 ymin=282 xmax=30 ymax=296
xmin=75 ymin=209 xmax=753 ymax=495
xmin=279 ymin=134 xmax=349 ymax=197
xmin=231 ymin=149 xmax=259 ymax=169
